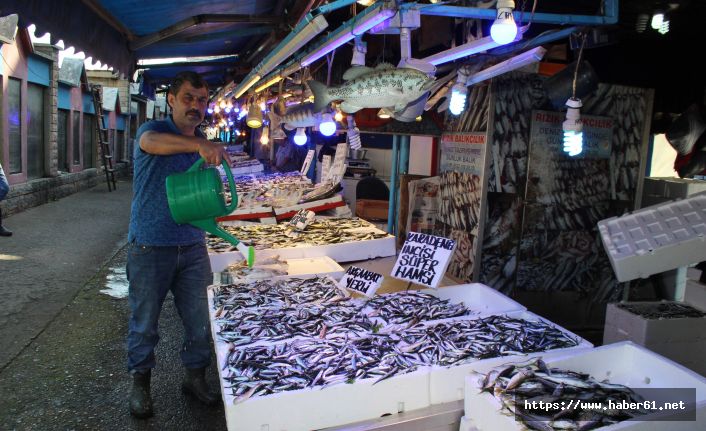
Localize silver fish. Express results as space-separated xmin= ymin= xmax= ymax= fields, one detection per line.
xmin=308 ymin=63 xmax=435 ymax=114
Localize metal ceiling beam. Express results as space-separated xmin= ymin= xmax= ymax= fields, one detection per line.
xmin=130 ymin=14 xmax=281 ymax=50
xmin=404 ymin=0 xmax=619 ymax=25
xmin=81 ymin=0 xmax=135 ymax=40
xmin=142 ymin=62 xmax=250 ymax=73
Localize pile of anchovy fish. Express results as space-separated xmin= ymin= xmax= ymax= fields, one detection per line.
xmin=207 ymin=218 xmax=390 ymax=252
xmin=212 ymin=277 xmax=350 ymax=311
xmin=391 ymin=316 xmax=580 ymax=366
xmin=216 ymin=303 xmax=373 ymax=346
xmin=364 ymin=291 xmax=474 ymax=325
xmin=211 ymin=277 xmax=582 ymax=404
xmin=617 ymin=301 xmax=706 ymax=319
xmin=478 ymin=358 xmax=649 ymax=430
xmin=223 ymin=336 xmax=422 ymax=403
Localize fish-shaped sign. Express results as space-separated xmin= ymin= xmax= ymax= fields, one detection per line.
xmin=308 ymin=63 xmax=435 ymax=115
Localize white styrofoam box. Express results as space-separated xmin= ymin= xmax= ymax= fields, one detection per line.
xmin=685 ymin=279 xmax=706 ymax=311
xmin=214 ymin=339 xmax=430 ymax=431
xmin=428 ymin=310 xmax=593 ymax=405
xmin=214 ymin=256 xmax=345 ymax=284
xmin=598 ymin=192 xmax=706 ymax=281
xmin=463 ymin=342 xmax=706 ymax=431
xmin=420 ymin=283 xmax=526 ymax=317
xmin=643 ymin=177 xmax=706 ymax=200
xmin=209 ymin=235 xmax=397 ymax=272
xmin=458 ymin=415 xmax=480 ymax=431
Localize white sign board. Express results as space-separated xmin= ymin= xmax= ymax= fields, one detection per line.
xmin=321 ymin=155 xmax=331 ymax=183
xmin=325 ymin=143 xmax=348 ymax=183
xmin=440 ymin=132 xmax=487 ymax=174
xmin=338 ymin=266 xmax=383 ymax=297
xmin=288 ymin=209 xmax=315 ymax=231
xmin=300 ymin=150 xmax=315 ymax=175
xmin=391 ymin=232 xmax=457 ymax=288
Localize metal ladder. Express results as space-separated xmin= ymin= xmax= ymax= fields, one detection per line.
xmin=90 ymin=85 xmax=117 ymax=192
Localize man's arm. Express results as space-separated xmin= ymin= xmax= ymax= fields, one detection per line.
xmin=140 ymin=131 xmax=227 ymax=165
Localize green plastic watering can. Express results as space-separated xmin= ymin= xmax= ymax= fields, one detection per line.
xmin=166 ymin=158 xmax=255 ymax=267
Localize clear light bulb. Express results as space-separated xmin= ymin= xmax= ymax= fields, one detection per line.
xmin=651 ymin=12 xmax=664 ymax=30
xmin=491 ymin=1 xmax=517 ymax=45
xmin=415 ymin=115 xmax=422 ymax=122
xmin=334 ymin=110 xmax=343 ymax=123
xmin=562 ymin=97 xmax=583 ymax=157
xmin=294 ymin=128 xmax=307 ymax=146
xmin=377 ymin=108 xmax=391 ymax=119
xmin=319 ymin=113 xmax=336 ymax=136
xmin=214 ymin=105 xmax=221 ymax=114
xmin=207 ymin=107 xmax=214 ymax=114
xmin=260 ymin=127 xmax=269 ymax=146
xmin=219 ymin=99 xmax=227 ymax=109
xmin=449 ymin=82 xmax=468 ymax=116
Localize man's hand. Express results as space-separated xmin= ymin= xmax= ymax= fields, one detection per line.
xmin=198 ymin=139 xmax=230 ymax=166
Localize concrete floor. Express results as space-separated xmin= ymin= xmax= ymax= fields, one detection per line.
xmin=0 ymin=179 xmax=226 ymax=430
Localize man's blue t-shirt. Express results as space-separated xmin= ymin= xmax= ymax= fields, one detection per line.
xmin=128 ymin=116 xmax=204 ymax=246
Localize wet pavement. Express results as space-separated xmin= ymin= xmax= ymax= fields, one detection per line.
xmin=0 ymin=180 xmax=227 ymax=430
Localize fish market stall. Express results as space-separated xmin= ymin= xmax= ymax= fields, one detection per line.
xmin=206 ymin=276 xmax=591 ymax=431
xmin=208 ymin=217 xmax=396 ymax=272
xmin=462 ymin=342 xmax=706 ymax=431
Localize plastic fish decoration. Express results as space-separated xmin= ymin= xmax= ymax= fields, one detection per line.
xmin=269 ymin=102 xmax=324 ymax=131
xmin=308 ymin=63 xmax=435 ymax=114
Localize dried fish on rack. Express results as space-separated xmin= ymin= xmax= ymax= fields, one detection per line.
xmin=476 ymin=357 xmax=650 ymax=430
xmin=391 ymin=315 xmax=580 ymax=366
xmin=617 ymin=302 xmax=706 ymax=319
xmin=207 ymin=217 xmax=390 ymax=252
xmin=363 ymin=291 xmax=473 ymax=325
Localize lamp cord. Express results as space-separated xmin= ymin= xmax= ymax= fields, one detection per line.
xmin=572 ymin=33 xmax=587 ymax=99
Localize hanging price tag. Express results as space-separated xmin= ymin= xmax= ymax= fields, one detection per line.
xmin=288 ymin=209 xmax=316 ymax=231
xmin=338 ymin=266 xmax=384 ymax=297
xmin=391 ymin=232 xmax=457 ymax=288
xmin=300 ymin=150 xmax=315 ymax=175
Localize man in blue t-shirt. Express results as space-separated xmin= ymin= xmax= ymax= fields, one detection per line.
xmin=126 ymin=71 xmax=228 ymax=418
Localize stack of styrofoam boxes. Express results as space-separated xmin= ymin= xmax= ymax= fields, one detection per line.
xmin=460 ymin=341 xmax=706 ymax=431
xmin=598 ymin=192 xmax=706 ymax=282
xmin=642 ymin=177 xmax=706 ymax=207
xmin=603 ymin=301 xmax=706 ymax=376
xmin=208 ymin=282 xmax=530 ymax=431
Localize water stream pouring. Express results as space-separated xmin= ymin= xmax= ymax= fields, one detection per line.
xmin=166 ymin=158 xmax=255 ymax=267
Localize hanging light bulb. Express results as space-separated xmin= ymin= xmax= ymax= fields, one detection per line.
xmin=207 ymin=105 xmax=214 ymax=114
xmin=294 ymin=128 xmax=308 ymax=146
xmin=563 ymin=97 xmax=583 ymax=157
xmin=238 ymin=108 xmax=247 ymax=120
xmin=214 ymin=105 xmax=221 ymax=114
xmin=219 ymin=99 xmax=227 ymax=109
xmin=334 ymin=110 xmax=343 ymax=123
xmin=377 ymin=108 xmax=392 ymax=119
xmin=415 ymin=115 xmax=422 ymax=122
xmin=491 ymin=0 xmax=518 ymax=45
xmin=658 ymin=19 xmax=670 ymax=35
xmin=651 ymin=12 xmax=664 ymax=30
xmin=319 ymin=113 xmax=337 ymax=136
xmin=247 ymin=100 xmax=263 ymax=128
xmin=233 ymin=103 xmax=240 ymax=113
xmin=225 ymin=100 xmax=233 ymax=114
xmin=260 ymin=100 xmax=267 ymax=111
xmin=260 ymin=126 xmax=270 ymax=146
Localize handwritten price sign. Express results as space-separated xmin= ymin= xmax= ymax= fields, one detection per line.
xmin=338 ymin=266 xmax=383 ymax=297
xmin=391 ymin=232 xmax=456 ymax=288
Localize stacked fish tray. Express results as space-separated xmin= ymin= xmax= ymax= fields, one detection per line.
xmin=207 ymin=277 xmax=592 ymax=431
xmin=461 ymin=341 xmax=706 ymax=431
xmin=207 ymin=217 xmax=396 ymax=272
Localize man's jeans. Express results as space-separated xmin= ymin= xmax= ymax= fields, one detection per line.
xmin=126 ymin=242 xmax=212 ymax=372
xmin=0 ymin=163 xmax=9 ymax=201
